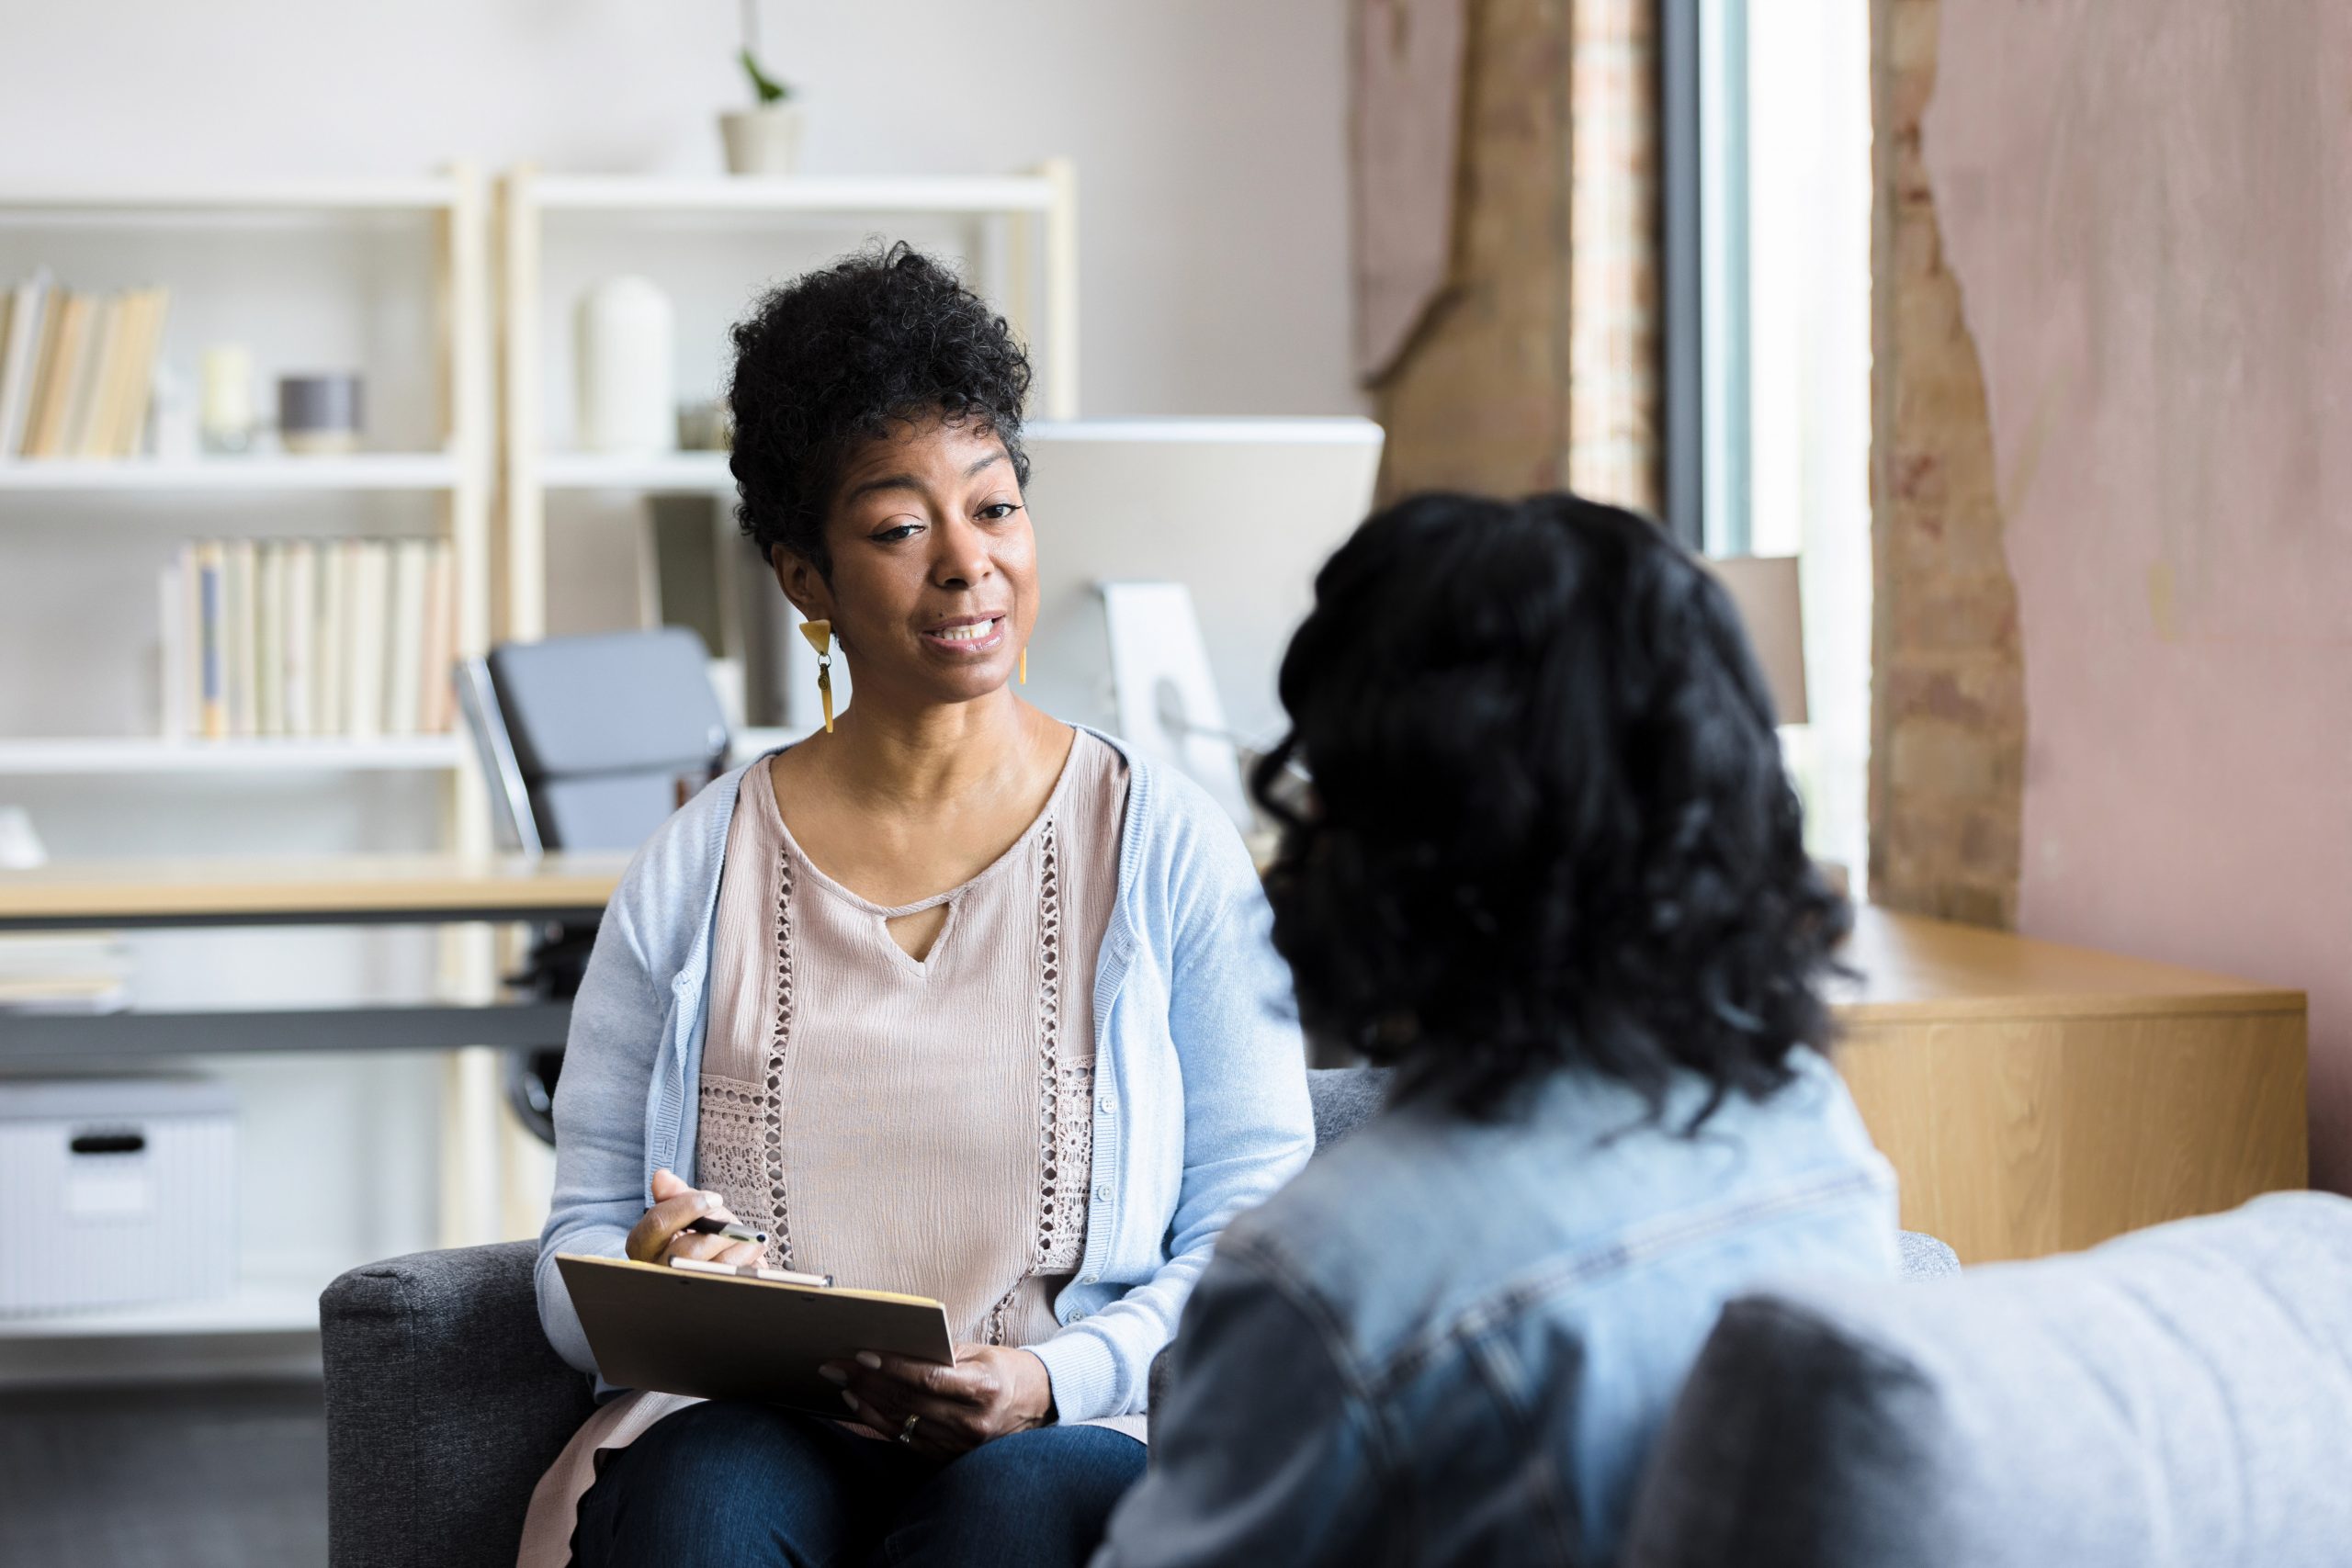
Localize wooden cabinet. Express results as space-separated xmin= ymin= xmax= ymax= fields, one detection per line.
xmin=1832 ymin=908 xmax=2308 ymax=1264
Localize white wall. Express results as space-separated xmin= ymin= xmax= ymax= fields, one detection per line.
xmin=0 ymin=0 xmax=1359 ymax=417
xmin=0 ymin=0 xmax=1355 ymax=1378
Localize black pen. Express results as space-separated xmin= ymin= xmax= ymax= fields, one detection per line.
xmin=684 ymin=1215 xmax=769 ymax=1246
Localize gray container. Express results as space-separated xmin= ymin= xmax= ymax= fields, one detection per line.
xmin=277 ymin=373 xmax=365 ymax=456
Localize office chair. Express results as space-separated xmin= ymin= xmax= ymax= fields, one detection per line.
xmin=456 ymin=627 xmax=732 ymax=1143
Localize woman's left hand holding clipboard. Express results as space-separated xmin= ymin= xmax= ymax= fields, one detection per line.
xmin=820 ymin=1344 xmax=1057 ymax=1457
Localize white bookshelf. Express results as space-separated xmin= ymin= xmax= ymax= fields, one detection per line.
xmin=0 ymin=172 xmax=501 ymax=1348
xmin=0 ymin=453 xmax=465 ymax=491
xmin=497 ymin=162 xmax=1080 ymax=640
xmin=0 ymin=171 xmax=495 ymax=749
xmin=0 ymin=736 xmax=465 ymax=775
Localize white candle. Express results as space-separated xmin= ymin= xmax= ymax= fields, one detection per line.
xmin=576 ymin=276 xmax=676 ymax=454
xmin=199 ymin=344 xmax=254 ymax=453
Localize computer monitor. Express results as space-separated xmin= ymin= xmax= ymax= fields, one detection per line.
xmin=1016 ymin=418 xmax=1385 ymax=749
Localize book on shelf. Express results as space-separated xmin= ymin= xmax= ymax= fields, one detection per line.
xmin=345 ymin=541 xmax=388 ymax=739
xmin=420 ymin=539 xmax=458 ymax=734
xmin=282 ymin=541 xmax=316 ymax=739
xmin=315 ymin=543 xmax=347 ymax=738
xmin=0 ymin=270 xmax=52 ymax=457
xmin=255 ymin=542 xmax=287 ymax=737
xmin=385 ymin=540 xmax=429 ymax=737
xmin=83 ymin=289 xmax=163 ymax=458
xmin=1 ymin=279 xmax=170 ymax=460
xmin=160 ymin=536 xmax=460 ymax=748
xmin=64 ymin=293 xmax=122 ymax=457
xmin=224 ymin=539 xmax=258 ymax=738
xmin=195 ymin=543 xmax=227 ymax=740
xmin=21 ymin=290 xmax=91 ymax=458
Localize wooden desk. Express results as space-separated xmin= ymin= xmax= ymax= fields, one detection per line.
xmin=0 ymin=852 xmax=629 ymax=1061
xmin=1831 ymin=908 xmax=2309 ymax=1264
xmin=0 ymin=852 xmax=628 ymax=931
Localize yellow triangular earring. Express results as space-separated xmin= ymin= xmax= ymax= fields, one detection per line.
xmin=1019 ymin=644 xmax=1028 ymax=686
xmin=799 ymin=620 xmax=834 ymax=733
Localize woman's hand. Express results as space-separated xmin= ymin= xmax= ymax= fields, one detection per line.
xmin=820 ymin=1344 xmax=1056 ymax=1457
xmin=625 ymin=1168 xmax=765 ymax=1267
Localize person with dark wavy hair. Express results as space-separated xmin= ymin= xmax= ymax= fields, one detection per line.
xmin=521 ymin=245 xmax=1313 ymax=1568
xmin=1097 ymin=492 xmax=1899 ymax=1567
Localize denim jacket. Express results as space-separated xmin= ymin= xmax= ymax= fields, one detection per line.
xmin=534 ymin=728 xmax=1315 ymax=1422
xmin=1096 ymin=1049 xmax=1897 ymax=1565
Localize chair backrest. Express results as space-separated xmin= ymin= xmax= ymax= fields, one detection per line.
xmin=1621 ymin=1190 xmax=2352 ymax=1568
xmin=463 ymin=629 xmax=730 ymax=852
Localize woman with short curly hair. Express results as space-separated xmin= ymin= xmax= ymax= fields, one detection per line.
xmin=517 ymin=244 xmax=1313 ymax=1568
xmin=1096 ymin=492 xmax=1900 ymax=1567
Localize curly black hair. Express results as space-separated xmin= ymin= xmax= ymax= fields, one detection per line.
xmin=727 ymin=243 xmax=1034 ymax=574
xmin=1250 ymin=491 xmax=1851 ymax=1125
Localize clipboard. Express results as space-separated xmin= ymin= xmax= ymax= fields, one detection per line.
xmin=556 ymin=1253 xmax=956 ymax=1418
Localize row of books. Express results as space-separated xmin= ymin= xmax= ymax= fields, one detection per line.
xmin=162 ymin=538 xmax=460 ymax=743
xmin=0 ymin=271 xmax=171 ymax=460
xmin=0 ymin=935 xmax=131 ymax=1017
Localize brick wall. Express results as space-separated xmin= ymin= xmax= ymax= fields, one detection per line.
xmin=1372 ymin=0 xmax=1658 ymax=512
xmin=1565 ymin=0 xmax=1659 ymax=513
xmin=1867 ymin=0 xmax=2025 ymax=927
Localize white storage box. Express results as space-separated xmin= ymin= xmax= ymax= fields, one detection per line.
xmin=0 ymin=1076 xmax=237 ymax=1315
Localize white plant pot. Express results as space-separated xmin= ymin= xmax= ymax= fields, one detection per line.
xmin=721 ymin=105 xmax=804 ymax=176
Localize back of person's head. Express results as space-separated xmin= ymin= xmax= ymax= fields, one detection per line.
xmin=1253 ymin=491 xmax=1850 ymax=1124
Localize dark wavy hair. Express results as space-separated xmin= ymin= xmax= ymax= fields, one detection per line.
xmin=727 ymin=243 xmax=1034 ymax=575
xmin=1250 ymin=491 xmax=1850 ymax=1125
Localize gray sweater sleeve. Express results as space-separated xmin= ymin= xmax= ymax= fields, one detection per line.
xmin=1092 ymin=1239 xmax=1390 ymax=1568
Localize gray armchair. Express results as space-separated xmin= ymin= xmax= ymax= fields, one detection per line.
xmin=321 ymin=1068 xmax=1962 ymax=1568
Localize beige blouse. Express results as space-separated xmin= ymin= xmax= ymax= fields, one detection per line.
xmin=695 ymin=728 xmax=1125 ymax=1346
xmin=515 ymin=732 xmax=1132 ymax=1568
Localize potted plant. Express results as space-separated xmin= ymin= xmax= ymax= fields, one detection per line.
xmin=719 ymin=0 xmax=799 ymax=175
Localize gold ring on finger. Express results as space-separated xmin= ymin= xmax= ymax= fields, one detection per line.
xmin=898 ymin=1413 xmax=921 ymax=1445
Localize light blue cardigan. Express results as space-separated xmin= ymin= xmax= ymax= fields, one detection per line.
xmin=535 ymin=728 xmax=1316 ymax=1423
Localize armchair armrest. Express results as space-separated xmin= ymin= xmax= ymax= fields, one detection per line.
xmin=321 ymin=1240 xmax=596 ymax=1568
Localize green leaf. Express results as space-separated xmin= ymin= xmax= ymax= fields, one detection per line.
xmin=740 ymin=46 xmax=790 ymax=105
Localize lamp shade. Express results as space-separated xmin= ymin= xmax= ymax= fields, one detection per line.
xmin=1705 ymin=554 xmax=1808 ymax=726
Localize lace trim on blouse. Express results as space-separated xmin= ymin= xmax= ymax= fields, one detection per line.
xmin=759 ymin=846 xmax=798 ymax=1269
xmin=1035 ymin=818 xmax=1071 ymax=1270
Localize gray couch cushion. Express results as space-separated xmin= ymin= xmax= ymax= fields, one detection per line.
xmin=1896 ymin=1226 xmax=1960 ymax=1279
xmin=1622 ymin=1191 xmax=2352 ymax=1568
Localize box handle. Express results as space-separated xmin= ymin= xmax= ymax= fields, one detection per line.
xmin=69 ymin=1131 xmax=146 ymax=1156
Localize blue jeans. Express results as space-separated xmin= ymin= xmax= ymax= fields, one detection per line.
xmin=571 ymin=1400 xmax=1147 ymax=1568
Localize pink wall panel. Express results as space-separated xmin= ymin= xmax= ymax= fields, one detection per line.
xmin=1922 ymin=0 xmax=2352 ymax=1189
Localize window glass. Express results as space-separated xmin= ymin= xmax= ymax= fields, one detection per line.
xmin=1698 ymin=0 xmax=1871 ymax=890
